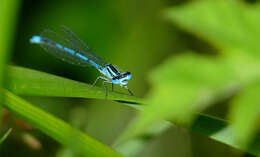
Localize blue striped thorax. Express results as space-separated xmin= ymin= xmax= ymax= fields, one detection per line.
xmin=99 ymin=64 xmax=132 ymax=86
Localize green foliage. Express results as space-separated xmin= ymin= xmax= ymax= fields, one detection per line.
xmin=5 ymin=64 xmax=260 ymax=156
xmin=3 ymin=90 xmax=122 ymax=157
xmin=115 ymin=0 xmax=260 ymax=155
xmin=0 ymin=128 xmax=12 ymax=144
xmin=229 ymin=80 xmax=260 ymax=147
xmin=0 ymin=0 xmax=20 ymax=144
xmin=164 ymin=0 xmax=260 ymax=147
xmin=2 ymin=63 xmax=259 ymax=156
xmin=126 ymin=53 xmax=236 ymax=135
xmin=0 ymin=0 xmax=19 ymax=91
xmin=2 ymin=0 xmax=260 ymax=156
xmin=7 ymin=66 xmax=142 ymax=103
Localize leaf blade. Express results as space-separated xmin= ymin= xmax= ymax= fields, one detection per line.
xmin=7 ymin=65 xmax=143 ymax=104
xmin=3 ymin=90 xmax=122 ymax=157
xmin=0 ymin=128 xmax=12 ymax=144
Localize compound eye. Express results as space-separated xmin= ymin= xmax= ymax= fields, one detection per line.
xmin=126 ymin=72 xmax=132 ymax=80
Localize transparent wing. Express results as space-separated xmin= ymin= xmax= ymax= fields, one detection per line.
xmin=60 ymin=25 xmax=106 ymax=66
xmin=38 ymin=29 xmax=106 ymax=69
xmin=39 ymin=30 xmax=92 ymax=67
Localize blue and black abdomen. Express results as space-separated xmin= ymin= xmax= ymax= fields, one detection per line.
xmin=30 ymin=35 xmax=102 ymax=70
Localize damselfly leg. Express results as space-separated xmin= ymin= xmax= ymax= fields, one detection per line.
xmin=125 ymin=86 xmax=133 ymax=96
xmin=103 ymin=80 xmax=111 ymax=98
xmin=87 ymin=76 xmax=108 ymax=90
xmin=88 ymin=76 xmax=111 ymax=98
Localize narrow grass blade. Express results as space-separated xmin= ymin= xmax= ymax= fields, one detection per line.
xmin=0 ymin=0 xmax=20 ymax=96
xmin=7 ymin=65 xmax=143 ymax=104
xmin=6 ymin=66 xmax=260 ymax=155
xmin=0 ymin=0 xmax=20 ymax=135
xmin=192 ymin=114 xmax=260 ymax=156
xmin=0 ymin=128 xmax=12 ymax=144
xmin=3 ymin=90 xmax=122 ymax=157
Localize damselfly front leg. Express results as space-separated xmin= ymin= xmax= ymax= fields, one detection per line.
xmin=87 ymin=76 xmax=108 ymax=90
xmin=125 ymin=86 xmax=133 ymax=96
xmin=88 ymin=76 xmax=111 ymax=97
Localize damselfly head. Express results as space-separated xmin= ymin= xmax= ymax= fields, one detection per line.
xmin=112 ymin=71 xmax=132 ymax=85
xmin=124 ymin=72 xmax=132 ymax=80
xmin=120 ymin=72 xmax=131 ymax=85
xmin=30 ymin=35 xmax=41 ymax=44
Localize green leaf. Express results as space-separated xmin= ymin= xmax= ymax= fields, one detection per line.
xmin=118 ymin=53 xmax=237 ymax=142
xmin=115 ymin=121 xmax=172 ymax=156
xmin=0 ymin=0 xmax=20 ymax=136
xmin=115 ymin=109 xmax=260 ymax=156
xmin=165 ymin=0 xmax=260 ymax=81
xmin=117 ymin=112 xmax=260 ymax=157
xmin=165 ymin=0 xmax=260 ymax=56
xmin=0 ymin=128 xmax=12 ymax=144
xmin=5 ymin=65 xmax=260 ymax=155
xmin=228 ymin=80 xmax=260 ymax=147
xmin=3 ymin=90 xmax=122 ymax=157
xmin=191 ymin=114 xmax=260 ymax=156
xmin=163 ymin=0 xmax=260 ymax=151
xmin=0 ymin=0 xmax=20 ymax=91
xmin=7 ymin=65 xmax=143 ymax=104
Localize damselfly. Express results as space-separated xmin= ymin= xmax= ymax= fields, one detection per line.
xmin=30 ymin=26 xmax=133 ymax=96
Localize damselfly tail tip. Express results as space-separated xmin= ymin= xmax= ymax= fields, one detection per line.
xmin=30 ymin=35 xmax=41 ymax=44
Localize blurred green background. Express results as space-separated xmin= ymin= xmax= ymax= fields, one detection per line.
xmin=1 ymin=0 xmax=259 ymax=157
